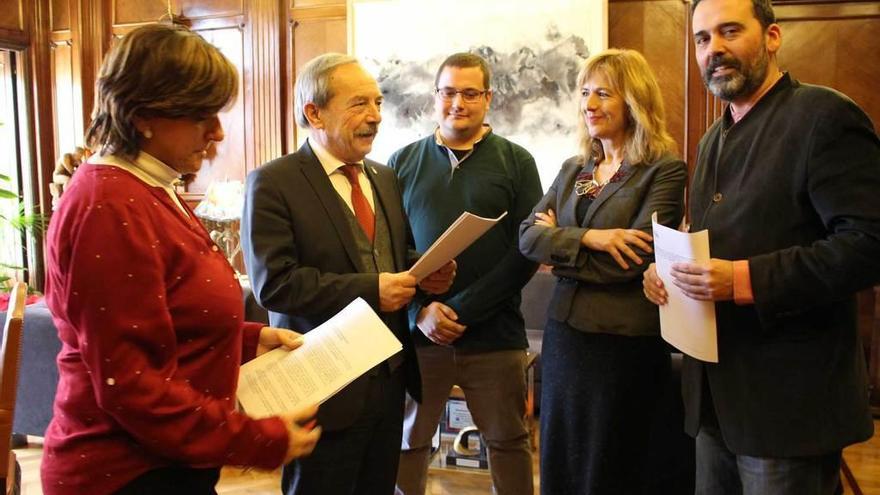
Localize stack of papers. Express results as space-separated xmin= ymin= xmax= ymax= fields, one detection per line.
xmin=651 ymin=212 xmax=718 ymax=363
xmin=237 ymin=298 xmax=402 ymax=418
xmin=408 ymin=211 xmax=507 ymax=282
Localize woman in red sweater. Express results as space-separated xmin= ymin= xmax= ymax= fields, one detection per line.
xmin=42 ymin=24 xmax=321 ymax=494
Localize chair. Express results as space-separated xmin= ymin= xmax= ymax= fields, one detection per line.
xmin=0 ymin=282 xmax=26 ymax=494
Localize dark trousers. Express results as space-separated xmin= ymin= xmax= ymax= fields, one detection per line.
xmin=114 ymin=466 xmax=220 ymax=494
xmin=282 ymin=368 xmax=406 ymax=495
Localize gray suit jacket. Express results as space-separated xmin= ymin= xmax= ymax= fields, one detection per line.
xmin=241 ymin=142 xmax=420 ymax=431
xmin=519 ymin=154 xmax=686 ymax=336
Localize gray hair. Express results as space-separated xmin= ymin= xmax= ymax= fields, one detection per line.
xmin=294 ymin=53 xmax=359 ymax=129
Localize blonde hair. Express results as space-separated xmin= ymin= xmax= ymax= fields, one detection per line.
xmin=86 ymin=24 xmax=238 ymax=158
xmin=576 ymin=48 xmax=676 ymax=165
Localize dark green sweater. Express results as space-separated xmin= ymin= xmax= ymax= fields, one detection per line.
xmin=389 ymin=130 xmax=542 ymax=351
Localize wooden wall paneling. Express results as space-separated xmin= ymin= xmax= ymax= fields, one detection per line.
xmin=180 ymin=0 xmax=245 ymax=18
xmin=65 ymin=0 xmax=93 ymax=152
xmin=0 ymin=0 xmax=26 ymax=44
xmin=19 ymin=0 xmax=53 ymax=290
xmin=281 ymin=5 xmax=293 ymax=154
xmin=609 ymin=0 xmax=688 ymax=158
xmin=28 ymin=0 xmax=56 ymax=213
xmin=112 ymin=0 xmax=168 ymax=26
xmin=51 ymin=0 xmax=71 ymax=31
xmin=50 ymin=38 xmax=82 ymax=159
xmin=183 ymin=24 xmax=248 ymax=202
xmin=288 ymin=3 xmax=345 ymax=148
xmin=75 ymin=0 xmax=111 ymax=128
xmin=683 ymin=2 xmax=725 ymax=177
xmin=774 ymin=2 xmax=880 ymax=128
xmin=292 ymin=0 xmax=341 ymax=7
xmin=245 ymin=0 xmax=284 ymax=166
xmin=112 ymin=1 xmax=248 ymax=29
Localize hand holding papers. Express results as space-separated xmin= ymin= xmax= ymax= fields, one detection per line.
xmin=237 ymin=298 xmax=402 ymax=418
xmin=651 ymin=213 xmax=718 ymax=362
xmin=409 ymin=211 xmax=507 ymax=282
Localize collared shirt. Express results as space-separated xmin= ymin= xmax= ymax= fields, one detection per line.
xmin=433 ymin=124 xmax=492 ymax=173
xmin=309 ymin=137 xmax=375 ymax=213
xmin=87 ymin=151 xmax=189 ymax=217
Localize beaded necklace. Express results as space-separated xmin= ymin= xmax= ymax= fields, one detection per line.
xmin=574 ymin=162 xmax=626 ymax=199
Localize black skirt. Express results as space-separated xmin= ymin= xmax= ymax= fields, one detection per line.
xmin=114 ymin=466 xmax=221 ymax=495
xmin=540 ymin=318 xmax=670 ymax=495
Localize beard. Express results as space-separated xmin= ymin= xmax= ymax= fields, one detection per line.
xmin=703 ymin=45 xmax=770 ymax=101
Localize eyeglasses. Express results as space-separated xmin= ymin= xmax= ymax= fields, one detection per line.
xmin=435 ymin=87 xmax=488 ymax=103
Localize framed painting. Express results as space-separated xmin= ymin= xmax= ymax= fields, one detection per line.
xmin=348 ymin=0 xmax=607 ymax=189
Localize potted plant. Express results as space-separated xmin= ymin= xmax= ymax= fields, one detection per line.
xmin=0 ymin=172 xmax=44 ymax=309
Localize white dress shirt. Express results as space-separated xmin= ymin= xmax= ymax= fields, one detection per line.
xmin=309 ymin=137 xmax=376 ymax=213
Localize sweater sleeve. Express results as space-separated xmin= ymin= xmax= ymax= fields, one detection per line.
xmin=61 ymin=199 xmax=288 ymax=469
xmin=241 ymin=321 xmax=266 ymax=363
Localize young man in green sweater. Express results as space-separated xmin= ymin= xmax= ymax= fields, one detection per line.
xmin=390 ymin=53 xmax=542 ymax=495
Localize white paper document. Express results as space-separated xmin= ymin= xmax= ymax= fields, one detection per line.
xmin=236 ymin=297 xmax=402 ymax=418
xmin=651 ymin=212 xmax=718 ymax=363
xmin=408 ymin=211 xmax=507 ymax=282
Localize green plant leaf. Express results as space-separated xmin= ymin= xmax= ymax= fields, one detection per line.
xmin=1 ymin=202 xmax=47 ymax=233
xmin=0 ymin=189 xmax=18 ymax=199
xmin=0 ymin=173 xmax=10 ymax=182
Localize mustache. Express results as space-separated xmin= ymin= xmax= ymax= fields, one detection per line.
xmin=354 ymin=125 xmax=378 ymax=137
xmin=706 ymin=54 xmax=741 ymax=77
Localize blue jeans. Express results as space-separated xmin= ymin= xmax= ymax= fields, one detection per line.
xmin=695 ymin=425 xmax=841 ymax=495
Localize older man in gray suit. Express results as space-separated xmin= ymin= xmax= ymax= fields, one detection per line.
xmin=242 ymin=53 xmax=454 ymax=495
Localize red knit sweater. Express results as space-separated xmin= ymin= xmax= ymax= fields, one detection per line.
xmin=41 ymin=165 xmax=288 ymax=494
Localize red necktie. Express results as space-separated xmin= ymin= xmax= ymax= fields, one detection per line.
xmin=341 ymin=164 xmax=375 ymax=242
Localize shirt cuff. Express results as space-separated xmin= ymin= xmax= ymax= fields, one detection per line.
xmin=732 ymin=260 xmax=754 ymax=305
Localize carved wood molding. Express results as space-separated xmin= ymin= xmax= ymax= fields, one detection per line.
xmin=0 ymin=0 xmax=26 ymax=39
xmin=247 ymin=0 xmax=284 ymax=166
xmin=176 ymin=0 xmax=244 ymax=20
xmin=290 ymin=5 xmax=346 ymax=20
xmin=49 ymin=30 xmax=72 ymax=44
xmin=775 ymin=1 xmax=880 ymax=20
xmin=75 ymin=0 xmax=111 ymax=129
xmin=25 ymin=0 xmax=54 ymax=289
xmin=0 ymin=29 xmax=27 ymax=47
